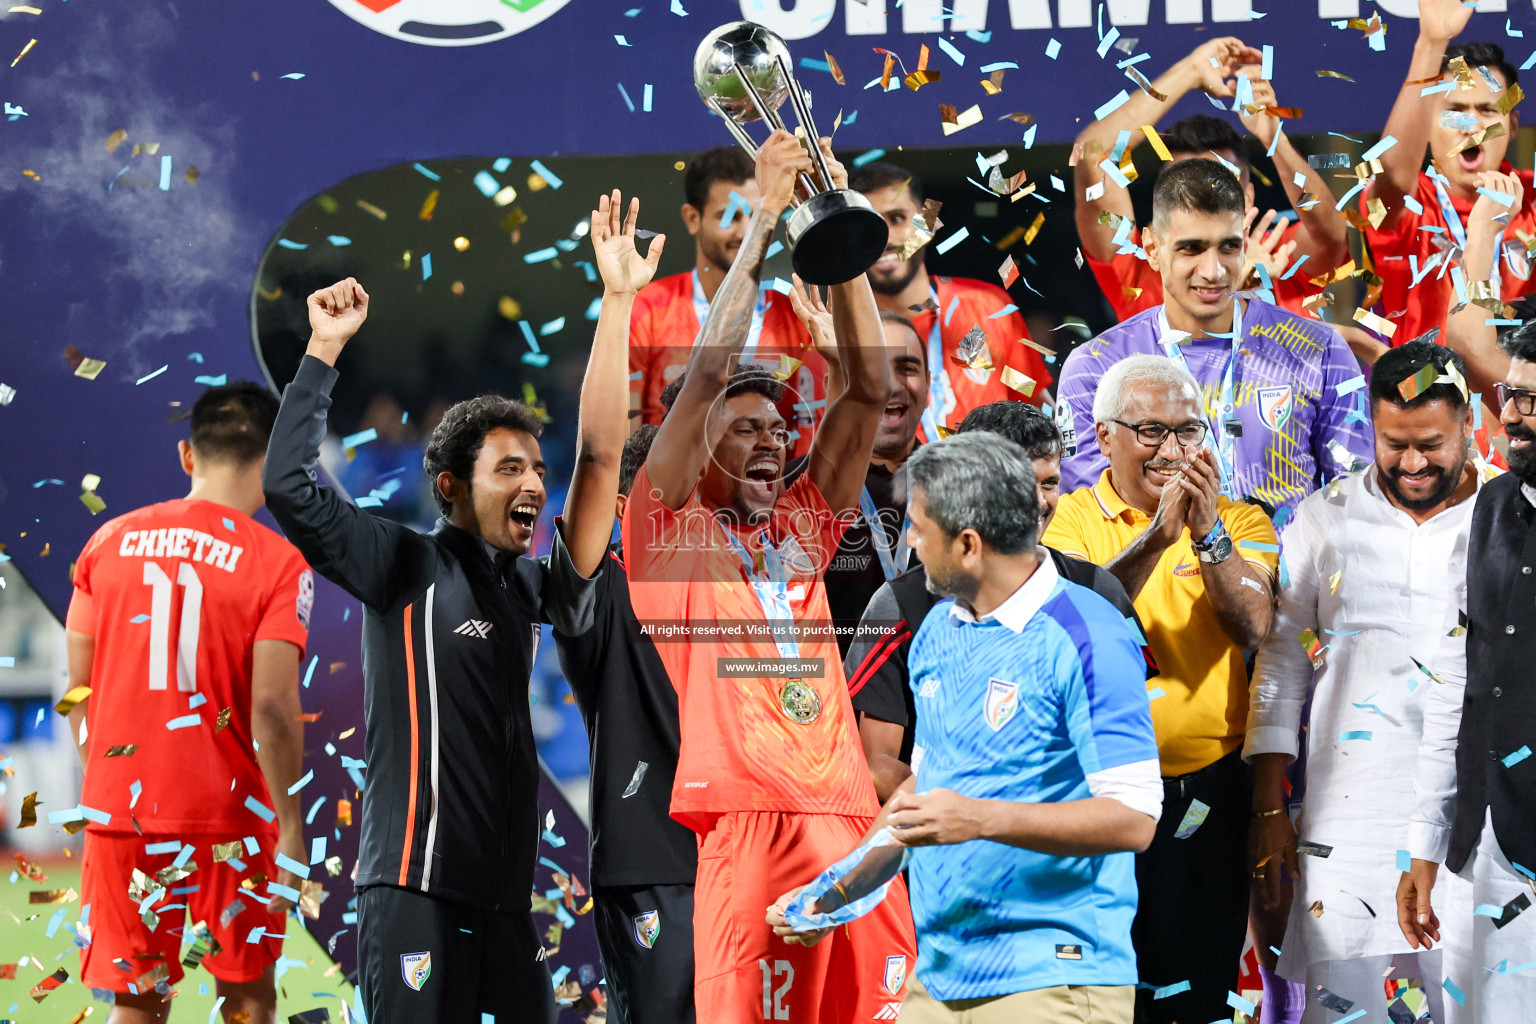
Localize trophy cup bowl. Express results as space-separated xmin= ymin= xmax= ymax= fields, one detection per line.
xmin=694 ymin=21 xmax=889 ymax=286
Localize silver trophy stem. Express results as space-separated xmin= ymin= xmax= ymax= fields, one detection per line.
xmin=775 ymin=54 xmax=834 ymax=191
xmin=706 ymin=95 xmax=762 ymax=160
xmin=733 ymin=61 xmax=822 ymax=198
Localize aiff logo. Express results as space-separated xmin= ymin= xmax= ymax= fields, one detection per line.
xmin=633 ymin=910 xmax=661 ymax=949
xmin=326 ymin=0 xmax=572 ymax=47
xmin=400 ymin=950 xmax=432 ymax=991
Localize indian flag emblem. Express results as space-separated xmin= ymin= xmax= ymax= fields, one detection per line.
xmin=400 ymin=951 xmax=431 ymax=991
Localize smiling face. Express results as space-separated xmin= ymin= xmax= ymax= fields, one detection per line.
xmin=1030 ymin=453 xmax=1062 ymax=535
xmin=444 ymin=427 xmax=546 ymax=556
xmin=1432 ymin=67 xmax=1518 ymax=196
xmin=1502 ymin=358 xmax=1536 ymax=486
xmin=861 ymin=183 xmax=926 ymax=296
xmin=685 ymin=178 xmax=761 ymax=275
xmin=1144 ymin=207 xmax=1246 ymax=333
xmin=1372 ymin=399 xmax=1472 ymax=513
xmin=1096 ymin=383 xmax=1205 ymax=516
xmin=874 ymin=320 xmax=930 ymax=460
xmin=697 ymin=390 xmax=790 ymax=523
xmin=908 ymin=489 xmax=980 ymax=606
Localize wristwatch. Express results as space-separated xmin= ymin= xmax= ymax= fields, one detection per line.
xmin=1193 ymin=520 xmax=1233 ymax=564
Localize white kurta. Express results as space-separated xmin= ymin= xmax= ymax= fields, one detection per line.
xmin=1246 ymin=467 xmax=1477 ymax=976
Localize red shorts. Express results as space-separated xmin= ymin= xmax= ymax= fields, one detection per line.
xmin=80 ymin=830 xmax=286 ymax=992
xmin=695 ymin=811 xmax=916 ymax=1024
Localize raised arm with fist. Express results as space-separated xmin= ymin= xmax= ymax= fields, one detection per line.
xmin=305 ymin=277 xmax=369 ymax=366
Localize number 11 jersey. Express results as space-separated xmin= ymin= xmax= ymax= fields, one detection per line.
xmin=66 ymin=498 xmax=313 ymax=834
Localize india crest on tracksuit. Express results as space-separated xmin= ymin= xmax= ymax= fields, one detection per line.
xmin=401 ymin=951 xmax=431 ymax=991
xmin=1257 ymin=385 xmax=1294 ymax=433
xmin=633 ymin=910 xmax=660 ymax=949
xmin=883 ymin=954 xmax=907 ymax=994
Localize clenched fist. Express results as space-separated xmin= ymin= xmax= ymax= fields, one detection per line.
xmin=306 ymin=277 xmax=369 ymax=365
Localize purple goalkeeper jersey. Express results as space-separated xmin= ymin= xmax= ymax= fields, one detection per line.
xmin=1055 ymin=299 xmax=1373 ymax=526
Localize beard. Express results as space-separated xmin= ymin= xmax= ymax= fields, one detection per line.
xmin=867 ymin=255 xmax=923 ymax=297
xmin=1507 ymin=422 xmax=1536 ymax=486
xmin=1379 ymin=454 xmax=1466 ymax=512
xmin=924 ymin=559 xmax=979 ymax=606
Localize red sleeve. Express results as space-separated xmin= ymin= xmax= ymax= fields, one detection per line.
xmin=253 ymin=543 xmax=311 ymax=652
xmin=1086 ymin=251 xmax=1161 ymax=322
xmin=620 ymin=462 xmax=699 ymax=584
xmin=778 ymin=473 xmax=854 ymax=578
xmin=1363 ymin=173 xmax=1435 ymax=256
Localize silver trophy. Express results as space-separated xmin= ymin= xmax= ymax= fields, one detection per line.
xmin=694 ymin=21 xmax=888 ymax=286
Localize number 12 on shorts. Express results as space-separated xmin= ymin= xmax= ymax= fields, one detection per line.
xmin=759 ymin=958 xmax=794 ymax=1020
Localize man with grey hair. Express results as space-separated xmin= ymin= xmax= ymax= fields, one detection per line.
xmin=770 ymin=431 xmax=1161 ymax=1023
xmin=1043 ymin=353 xmax=1280 ymax=1024
xmin=1056 ymin=157 xmax=1370 ymax=534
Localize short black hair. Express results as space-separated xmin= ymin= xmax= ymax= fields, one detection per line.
xmin=189 ymin=380 xmax=280 ymax=465
xmin=848 ymin=161 xmax=926 ymax=207
xmin=620 ymin=423 xmax=658 ymax=497
xmin=1151 ymin=157 xmax=1247 ymax=232
xmin=1499 ymin=299 xmax=1536 ymax=364
xmin=659 ymin=365 xmax=785 ymax=414
xmin=684 ymin=147 xmax=755 ymax=212
xmin=1444 ymin=41 xmax=1519 ymax=91
xmin=956 ymin=401 xmax=1062 ymax=461
xmin=879 ymin=311 xmax=926 ymax=369
xmin=423 ymin=395 xmax=544 ymax=515
xmin=1163 ymin=115 xmax=1249 ymax=169
xmin=1370 ymin=340 xmax=1470 ymax=412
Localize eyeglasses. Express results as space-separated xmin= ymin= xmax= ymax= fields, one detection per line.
xmin=1112 ymin=419 xmax=1210 ymax=448
xmin=1496 ymin=383 xmax=1536 ymax=417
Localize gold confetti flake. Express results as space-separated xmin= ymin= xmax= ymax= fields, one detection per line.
xmin=994 ymin=225 xmax=1026 ymax=250
xmin=1310 ymin=900 xmax=1325 ymax=917
xmin=356 ymin=199 xmax=387 ymax=220
xmin=212 ymin=841 xmax=243 ymax=862
xmin=28 ymin=888 xmax=78 ymax=904
xmin=185 ymin=165 xmax=201 ymax=185
xmin=131 ymin=142 xmax=160 ymax=157
xmin=80 ymin=492 xmax=106 ymax=516
xmin=1023 ymin=211 xmax=1046 ymax=246
xmin=1316 ymin=70 xmax=1355 ymax=82
xmin=935 ymin=425 xmax=956 ymax=439
xmin=1354 ymin=307 xmax=1398 ymax=339
xmin=1366 ymin=198 xmax=1388 ymax=230
xmin=980 ymin=69 xmax=1004 ymax=95
xmin=9 ymin=6 xmax=43 ymax=13
xmin=418 ymin=189 xmax=440 ymax=220
xmin=104 ymin=129 xmax=128 ymax=153
xmin=895 ymin=199 xmax=943 ymax=261
xmin=1328 ymin=570 xmax=1343 ymax=595
xmin=768 ymin=355 xmax=803 ymax=382
xmin=104 ymin=744 xmax=138 ymax=758
xmin=824 ymin=51 xmax=845 ymax=85
xmin=324 ymin=855 xmax=344 ymax=877
xmin=21 ymin=169 xmax=39 ymax=180
xmin=1309 ymin=260 xmax=1357 ymax=289
xmin=65 ymin=1007 xmax=94 ymax=1024
xmin=904 ymin=69 xmax=941 ymax=90
xmin=1448 ymin=123 xmax=1506 ymax=158
xmin=673 ymin=160 xmax=686 ymax=171
xmin=54 ymin=686 xmax=92 ymax=715
xmin=453 ymin=236 xmax=470 ymax=252
xmin=11 ymin=38 xmax=36 ymax=68
xmin=74 ymin=357 xmax=107 ymax=380
xmin=215 ymin=706 xmax=233 ymax=731
xmin=501 ymin=208 xmax=528 ymax=232
xmin=1499 ymin=83 xmax=1524 ymax=116
xmin=1141 ymin=125 xmax=1172 ymax=161
xmin=492 ymin=185 xmax=517 ymax=206
xmin=1000 ymin=366 xmax=1037 ymax=397
xmin=338 ymin=727 xmax=356 ymax=740
xmin=997 ymin=112 xmax=1035 ymax=126
xmin=940 ymin=103 xmax=982 ymax=136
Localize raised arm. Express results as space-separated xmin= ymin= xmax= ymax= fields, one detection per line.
xmin=262 ymin=279 xmax=435 ymax=610
xmin=565 ymin=191 xmax=665 ymax=576
xmin=644 ymin=131 xmax=810 ymax=510
xmin=1370 ymin=0 xmax=1475 ymax=224
xmin=1074 ymin=37 xmax=1262 ymax=261
xmin=1447 ymin=171 xmax=1523 ymax=402
xmin=806 ymin=278 xmax=891 ymax=514
xmin=1238 ymin=71 xmax=1349 ymax=270
xmin=251 ymin=637 xmax=305 ymax=914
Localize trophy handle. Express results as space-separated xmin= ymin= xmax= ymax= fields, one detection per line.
xmin=706 ymin=95 xmax=763 ymax=160
xmin=733 ymin=61 xmax=824 ymax=198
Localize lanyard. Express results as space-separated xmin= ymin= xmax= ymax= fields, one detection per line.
xmin=1430 ymin=172 xmax=1506 ymax=295
xmin=859 ymin=486 xmax=909 ymax=581
xmin=919 ymin=284 xmax=958 ymax=444
xmin=692 ymin=269 xmax=769 ymax=363
xmin=1157 ymin=301 xmax=1243 ymax=499
xmin=722 ymin=528 xmax=801 ymax=660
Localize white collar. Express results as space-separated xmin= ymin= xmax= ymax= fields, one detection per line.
xmin=1523 ymin=482 xmax=1536 ymax=510
xmin=947 ymin=550 xmax=1060 ymax=633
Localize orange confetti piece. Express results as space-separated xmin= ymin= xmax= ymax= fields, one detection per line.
xmin=879 ymin=52 xmax=895 ymax=91
xmin=418 ymin=189 xmax=439 ymax=221
xmin=917 ymin=44 xmax=930 ymax=71
xmin=824 ymin=51 xmax=845 ymax=86
xmin=104 ymin=129 xmax=128 ymax=153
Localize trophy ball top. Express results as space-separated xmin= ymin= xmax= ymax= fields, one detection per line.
xmin=693 ymin=20 xmax=793 ymax=124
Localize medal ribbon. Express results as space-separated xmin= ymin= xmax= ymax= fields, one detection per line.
xmin=919 ymin=284 xmax=958 ymax=443
xmin=692 ymin=269 xmax=770 ymax=363
xmin=859 ymin=486 xmax=910 ymax=581
xmin=722 ymin=528 xmax=801 ymax=660
xmin=1157 ymin=300 xmax=1243 ymax=499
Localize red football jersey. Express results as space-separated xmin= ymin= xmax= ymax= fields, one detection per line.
xmin=66 ymin=499 xmax=311 ymax=833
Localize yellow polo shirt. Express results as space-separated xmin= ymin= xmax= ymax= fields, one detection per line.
xmin=1041 ymin=470 xmax=1280 ymax=777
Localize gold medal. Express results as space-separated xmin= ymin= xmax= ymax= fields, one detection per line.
xmin=778 ymin=679 xmax=822 ymax=725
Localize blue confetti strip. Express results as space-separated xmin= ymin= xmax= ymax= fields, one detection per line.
xmin=1046 ymin=38 xmax=1061 ymax=59
xmin=529 ymin=159 xmax=563 ymax=189
xmin=1503 ymin=745 xmax=1531 ymax=768
xmin=1339 ymin=730 xmax=1373 ymax=741
xmin=194 ymin=374 xmax=228 ymax=387
xmin=643 ymin=83 xmax=653 ymax=112
xmin=136 ymin=365 xmax=168 ymax=385
xmin=244 ymin=795 xmax=276 ymax=823
xmin=412 ymin=163 xmax=440 ymax=181
xmin=421 ymin=253 xmax=432 ymax=280
xmin=276 ymin=239 xmax=308 ymax=250
xmin=287 ymin=768 xmax=314 ymax=794
xmin=1397 ymin=849 xmax=1411 ymax=871
xmin=302 ymin=655 xmax=317 ymax=689
xmin=341 ymin=428 xmax=378 ymax=449
xmin=1444 ymin=977 xmax=1466 ymax=1005
xmin=306 ymin=795 xmax=327 ymax=825
xmin=275 ymin=851 xmax=311 ymax=879
xmin=311 ymin=836 xmax=327 ymax=865
xmin=473 ymin=170 xmax=500 ymax=197
xmin=327 ymin=235 xmax=351 ymax=246
xmin=979 ymin=61 xmax=1018 ymax=72
xmin=1094 ymin=90 xmax=1130 ymax=120
xmin=934 ymin=226 xmax=970 ymax=255
xmin=617 ymin=82 xmax=634 ymax=112
xmin=167 ymin=714 xmax=202 ymax=730
xmin=852 ymin=149 xmax=886 ymax=168
xmin=936 ymin=37 xmax=965 ymax=66
xmin=524 ymin=247 xmax=559 ymax=263
xmin=159 ymin=155 xmax=172 ymax=191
